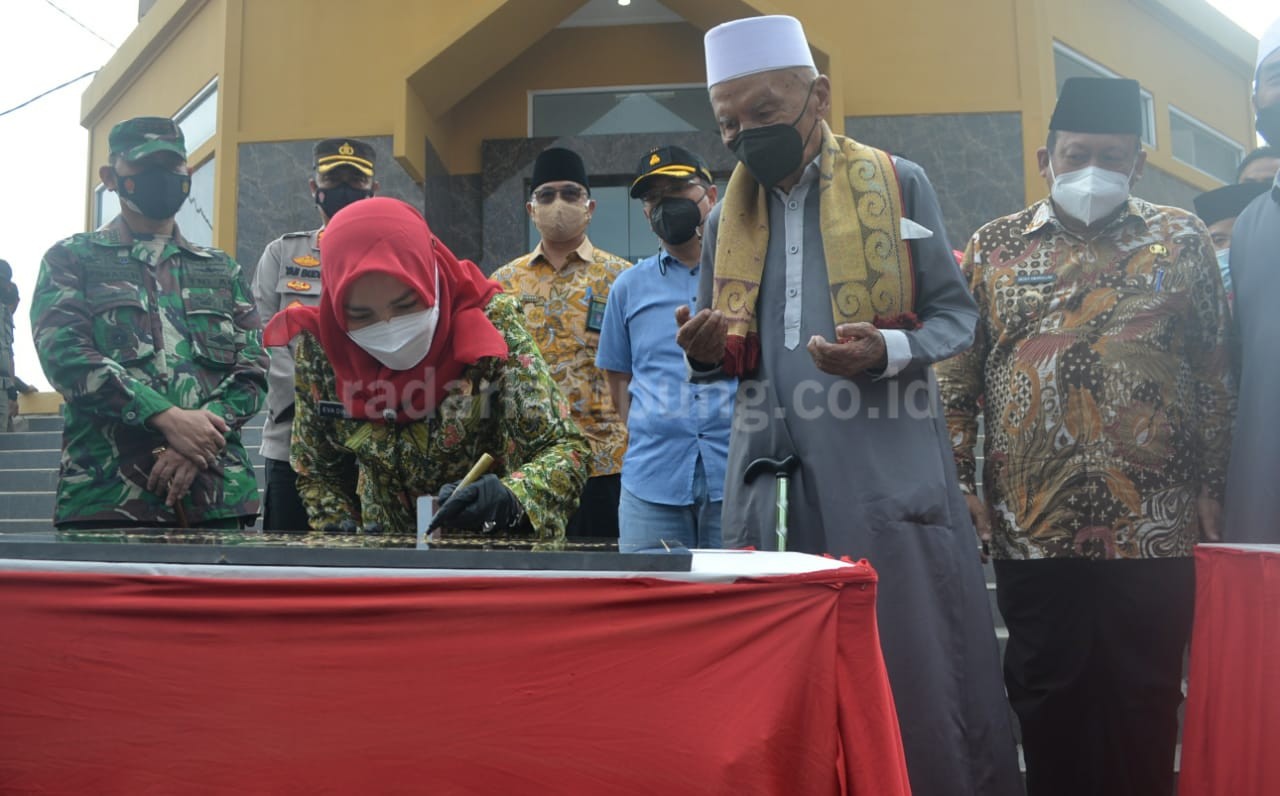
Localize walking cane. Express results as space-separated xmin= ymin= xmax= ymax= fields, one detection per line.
xmin=744 ymin=455 xmax=799 ymax=552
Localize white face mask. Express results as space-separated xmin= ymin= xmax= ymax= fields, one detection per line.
xmin=346 ymin=268 xmax=440 ymax=371
xmin=1216 ymin=248 xmax=1232 ymax=293
xmin=1049 ymin=163 xmax=1133 ymax=227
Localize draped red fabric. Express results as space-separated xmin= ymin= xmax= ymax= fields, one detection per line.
xmin=263 ymin=198 xmax=506 ymax=423
xmin=1180 ymin=546 xmax=1280 ymax=796
xmin=0 ymin=565 xmax=908 ymax=795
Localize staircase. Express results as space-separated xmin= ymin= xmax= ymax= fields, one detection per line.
xmin=0 ymin=409 xmax=268 ymax=540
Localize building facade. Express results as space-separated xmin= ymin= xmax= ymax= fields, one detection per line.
xmin=82 ymin=0 xmax=1260 ymax=271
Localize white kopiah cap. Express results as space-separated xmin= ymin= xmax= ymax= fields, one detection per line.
xmin=704 ymin=15 xmax=816 ymax=88
xmin=1260 ymin=17 xmax=1280 ymax=75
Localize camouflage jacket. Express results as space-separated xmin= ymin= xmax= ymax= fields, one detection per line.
xmin=31 ymin=216 xmax=268 ymax=526
xmin=291 ymin=292 xmax=590 ymax=549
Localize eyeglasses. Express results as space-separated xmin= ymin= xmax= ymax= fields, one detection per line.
xmin=641 ymin=180 xmax=707 ymax=207
xmin=531 ymin=185 xmax=587 ymax=205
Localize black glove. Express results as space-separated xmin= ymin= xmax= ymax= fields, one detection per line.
xmin=429 ymin=474 xmax=523 ymax=532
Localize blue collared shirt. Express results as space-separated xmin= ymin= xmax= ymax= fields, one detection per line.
xmin=595 ymin=249 xmax=736 ymax=505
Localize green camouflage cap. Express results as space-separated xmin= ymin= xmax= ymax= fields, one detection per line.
xmin=108 ymin=116 xmax=187 ymax=162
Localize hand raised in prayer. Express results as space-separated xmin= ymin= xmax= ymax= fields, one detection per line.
xmin=675 ymin=306 xmax=728 ymax=369
xmin=806 ymin=323 xmax=887 ymax=378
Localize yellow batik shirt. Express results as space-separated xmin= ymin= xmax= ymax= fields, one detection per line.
xmin=491 ymin=238 xmax=630 ymax=477
xmin=935 ymin=197 xmax=1235 ymax=561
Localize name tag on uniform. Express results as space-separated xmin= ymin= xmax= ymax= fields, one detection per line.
xmin=1015 ymin=274 xmax=1056 ymax=286
xmin=585 ymin=295 xmax=608 ymax=333
xmin=317 ymin=401 xmax=348 ymax=419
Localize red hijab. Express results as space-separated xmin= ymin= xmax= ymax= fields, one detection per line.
xmin=264 ymin=198 xmax=507 ymax=423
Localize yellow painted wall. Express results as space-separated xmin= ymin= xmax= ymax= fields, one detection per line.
xmin=84 ymin=0 xmax=1257 ymax=246
xmin=442 ymin=22 xmax=709 ymax=173
xmin=82 ymin=0 xmax=225 ymax=230
xmin=1042 ymin=0 xmax=1255 ymax=191
xmin=772 ymin=0 xmax=1025 ymax=115
xmin=86 ymin=0 xmax=224 ymax=182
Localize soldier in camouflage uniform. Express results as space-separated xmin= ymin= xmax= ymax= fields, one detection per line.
xmin=252 ymin=138 xmax=378 ymax=531
xmin=265 ymin=198 xmax=589 ymax=547
xmin=31 ymin=117 xmax=267 ymax=529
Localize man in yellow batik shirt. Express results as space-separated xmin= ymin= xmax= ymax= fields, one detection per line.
xmin=491 ymin=147 xmax=630 ymax=541
xmin=936 ymin=77 xmax=1235 ymax=796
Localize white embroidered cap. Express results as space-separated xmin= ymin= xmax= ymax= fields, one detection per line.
xmin=1259 ymin=16 xmax=1280 ymax=75
xmin=704 ymin=15 xmax=816 ymax=88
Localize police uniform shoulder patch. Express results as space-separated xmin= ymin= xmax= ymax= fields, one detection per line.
xmin=287 ymin=280 xmax=312 ymax=291
xmin=293 ymin=254 xmax=320 ymax=267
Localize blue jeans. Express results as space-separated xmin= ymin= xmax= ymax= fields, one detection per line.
xmin=618 ymin=457 xmax=723 ymax=553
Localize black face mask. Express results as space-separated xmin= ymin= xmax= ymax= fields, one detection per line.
xmin=649 ymin=196 xmax=703 ymax=245
xmin=115 ymin=168 xmax=190 ymax=221
xmin=729 ymin=79 xmax=821 ymax=189
xmin=315 ymin=183 xmax=373 ymax=219
xmin=1256 ymin=103 xmax=1280 ymax=147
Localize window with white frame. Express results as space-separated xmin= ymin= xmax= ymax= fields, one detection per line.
xmin=529 ymin=85 xmax=717 ymax=137
xmin=1052 ymin=43 xmax=1156 ymax=147
xmin=94 ymin=183 xmax=119 ymax=229
xmin=1169 ymin=107 xmax=1244 ymax=184
xmin=175 ymin=79 xmax=218 ymax=153
xmin=174 ymin=156 xmax=216 ymax=247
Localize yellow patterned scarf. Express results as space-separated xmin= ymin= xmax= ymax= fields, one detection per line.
xmin=712 ymin=122 xmax=916 ymax=376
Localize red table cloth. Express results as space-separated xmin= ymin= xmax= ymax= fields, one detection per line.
xmin=1181 ymin=544 xmax=1280 ymax=796
xmin=0 ymin=556 xmax=908 ymax=795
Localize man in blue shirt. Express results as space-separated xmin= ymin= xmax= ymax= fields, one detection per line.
xmin=596 ymin=146 xmax=734 ymax=552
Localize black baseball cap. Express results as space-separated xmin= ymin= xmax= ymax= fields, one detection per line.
xmin=630 ymin=146 xmax=713 ymax=198
xmin=314 ymin=138 xmax=376 ymax=177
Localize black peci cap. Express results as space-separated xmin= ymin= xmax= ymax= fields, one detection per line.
xmin=531 ymin=147 xmax=589 ymax=192
xmin=1050 ymin=77 xmax=1143 ymax=136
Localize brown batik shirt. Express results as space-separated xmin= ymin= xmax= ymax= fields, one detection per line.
xmin=935 ymin=197 xmax=1234 ymax=560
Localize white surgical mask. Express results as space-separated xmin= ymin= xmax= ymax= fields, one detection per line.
xmin=1216 ymin=248 xmax=1232 ymax=294
xmin=346 ymin=268 xmax=440 ymax=370
xmin=1049 ymin=163 xmax=1133 ymax=227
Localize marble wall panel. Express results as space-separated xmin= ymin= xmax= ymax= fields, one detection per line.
xmin=843 ymin=113 xmax=1026 ymax=247
xmin=1132 ymin=163 xmax=1204 ymax=213
xmin=480 ymin=131 xmax=736 ymax=271
xmin=235 ymin=136 xmax=423 ymax=274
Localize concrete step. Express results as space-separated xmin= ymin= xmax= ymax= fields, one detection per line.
xmin=0 ymin=432 xmax=61 ymax=451
xmin=0 ymin=492 xmax=54 ymax=520
xmin=0 ymin=464 xmax=269 ymax=492
xmin=0 ymin=449 xmax=60 ymax=469
xmin=0 ymin=448 xmax=268 ymax=470
xmin=21 ymin=416 xmax=64 ymax=432
xmin=0 ymin=469 xmax=60 ymax=491
xmin=0 ymin=428 xmax=266 ymax=451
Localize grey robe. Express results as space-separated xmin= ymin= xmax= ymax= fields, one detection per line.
xmin=695 ymin=157 xmax=1021 ymax=796
xmin=1225 ymin=181 xmax=1280 ymax=541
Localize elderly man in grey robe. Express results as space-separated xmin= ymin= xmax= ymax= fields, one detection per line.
xmin=1227 ymin=16 xmax=1280 ymax=542
xmin=676 ymin=15 xmax=1021 ymax=796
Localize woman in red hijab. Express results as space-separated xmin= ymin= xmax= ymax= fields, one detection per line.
xmin=265 ymin=198 xmax=588 ymax=546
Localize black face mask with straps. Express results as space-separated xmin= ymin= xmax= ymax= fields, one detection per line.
xmin=315 ymin=183 xmax=373 ymax=219
xmin=729 ymin=78 xmax=821 ymax=189
xmin=649 ymin=196 xmax=703 ymax=245
xmin=115 ymin=167 xmax=191 ymax=220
